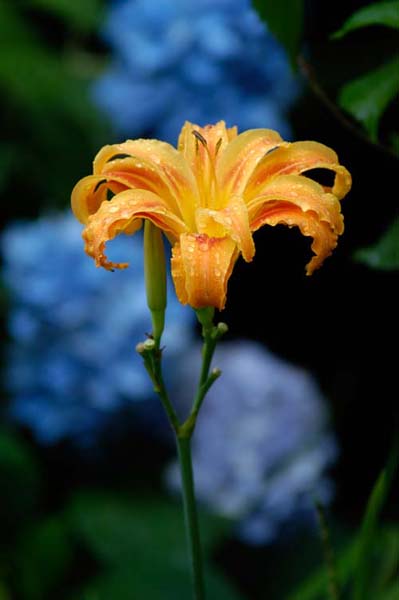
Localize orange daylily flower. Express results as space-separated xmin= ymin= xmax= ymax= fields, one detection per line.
xmin=71 ymin=121 xmax=351 ymax=310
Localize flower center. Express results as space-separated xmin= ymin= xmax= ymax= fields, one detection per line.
xmin=192 ymin=130 xmax=222 ymax=210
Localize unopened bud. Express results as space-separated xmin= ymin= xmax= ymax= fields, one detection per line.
xmin=217 ymin=322 xmax=228 ymax=335
xmin=136 ymin=342 xmax=146 ymax=355
xmin=143 ymin=338 xmax=156 ymax=351
xmin=144 ymin=220 xmax=166 ymax=344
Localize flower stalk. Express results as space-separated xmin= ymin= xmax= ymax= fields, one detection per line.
xmin=136 ymin=308 xmax=227 ymax=599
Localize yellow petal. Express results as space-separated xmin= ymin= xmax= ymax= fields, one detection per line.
xmin=171 ymin=233 xmax=238 ymax=310
xmin=244 ymin=141 xmax=352 ymax=201
xmin=217 ymin=128 xmax=284 ymax=200
xmin=196 ymin=196 xmax=255 ymax=262
xmin=248 ymin=175 xmax=344 ymax=235
xmin=251 ymin=202 xmax=339 ymax=275
xmin=177 ymin=121 xmax=237 ymax=209
xmin=82 ymin=189 xmax=188 ymax=271
xmin=178 ymin=120 xmax=237 ymax=168
xmin=71 ymin=175 xmax=108 ymax=224
xmin=93 ymin=139 xmax=199 ymax=228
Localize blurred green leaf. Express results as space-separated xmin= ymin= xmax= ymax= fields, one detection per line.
xmin=252 ymin=0 xmax=304 ymax=67
xmin=0 ymin=1 xmax=109 ymax=210
xmin=287 ymin=526 xmax=399 ymax=600
xmin=287 ymin=539 xmax=357 ymax=600
xmin=15 ymin=517 xmax=72 ymax=600
xmin=354 ymin=217 xmax=399 ymax=271
xmin=353 ymin=446 xmax=398 ymax=600
xmin=0 ymin=429 xmax=41 ymax=526
xmin=68 ymin=491 xmax=230 ymax=566
xmin=332 ymin=1 xmax=399 ymax=39
xmin=76 ymin=563 xmax=241 ymax=600
xmin=338 ymin=57 xmax=399 ymax=141
xmin=68 ymin=491 xmax=239 ymax=600
xmin=0 ymin=582 xmax=11 ymax=600
xmin=24 ymin=0 xmax=104 ymax=33
xmin=0 ymin=144 xmax=16 ymax=192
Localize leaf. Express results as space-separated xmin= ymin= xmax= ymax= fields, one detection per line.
xmin=252 ymin=0 xmax=304 ymax=67
xmin=24 ymin=0 xmax=105 ymax=33
xmin=68 ymin=491 xmax=240 ymax=600
xmin=287 ymin=526 xmax=399 ymax=600
xmin=287 ymin=540 xmax=357 ymax=600
xmin=0 ymin=429 xmax=41 ymax=524
xmin=76 ymin=564 xmax=241 ymax=600
xmin=68 ymin=491 xmax=230 ymax=565
xmin=15 ymin=517 xmax=72 ymax=600
xmin=353 ymin=445 xmax=398 ymax=600
xmin=332 ymin=1 xmax=399 ymax=39
xmin=338 ymin=58 xmax=399 ymax=141
xmin=354 ymin=217 xmax=399 ymax=271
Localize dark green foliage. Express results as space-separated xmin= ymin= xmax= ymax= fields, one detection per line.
xmin=252 ymin=0 xmax=304 ymax=66
xmin=0 ymin=0 xmax=109 ymax=215
xmin=332 ymin=1 xmax=399 ymax=39
xmin=354 ymin=217 xmax=399 ymax=271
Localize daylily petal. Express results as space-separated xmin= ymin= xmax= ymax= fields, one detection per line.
xmin=71 ymin=175 xmax=110 ymax=224
xmin=248 ymin=175 xmax=344 ymax=235
xmin=196 ymin=196 xmax=255 ymax=262
xmin=217 ymin=128 xmax=284 ymax=200
xmin=171 ymin=233 xmax=238 ymax=310
xmin=177 ymin=121 xmax=237 ymax=210
xmin=251 ymin=201 xmax=339 ymax=275
xmin=178 ymin=120 xmax=237 ymax=168
xmin=93 ymin=139 xmax=200 ymax=228
xmin=82 ymin=189 xmax=188 ymax=271
xmin=244 ymin=141 xmax=352 ymax=201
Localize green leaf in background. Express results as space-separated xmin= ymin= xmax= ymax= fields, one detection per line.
xmin=338 ymin=57 xmax=399 ymax=141
xmin=0 ymin=429 xmax=41 ymax=526
xmin=14 ymin=517 xmax=72 ymax=600
xmin=252 ymin=0 xmax=304 ymax=67
xmin=287 ymin=539 xmax=357 ymax=600
xmin=332 ymin=1 xmax=399 ymax=39
xmin=68 ymin=491 xmax=240 ymax=600
xmin=0 ymin=0 xmax=109 ymax=209
xmin=354 ymin=216 xmax=399 ymax=271
xmin=24 ymin=0 xmax=105 ymax=34
xmin=353 ymin=445 xmax=398 ymax=600
xmin=0 ymin=143 xmax=16 ymax=193
xmin=286 ymin=527 xmax=399 ymax=600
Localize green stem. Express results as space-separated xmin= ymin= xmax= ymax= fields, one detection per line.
xmin=176 ymin=434 xmax=205 ymax=600
xmin=315 ymin=502 xmax=341 ymax=600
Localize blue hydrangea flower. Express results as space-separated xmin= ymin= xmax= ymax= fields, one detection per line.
xmin=93 ymin=0 xmax=298 ymax=143
xmin=166 ymin=341 xmax=337 ymax=544
xmin=2 ymin=212 xmax=194 ymax=445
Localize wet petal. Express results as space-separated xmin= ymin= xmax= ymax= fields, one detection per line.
xmin=82 ymin=190 xmax=188 ymax=271
xmin=217 ymin=128 xmax=284 ymax=200
xmin=196 ymin=196 xmax=255 ymax=262
xmin=177 ymin=121 xmax=237 ymax=209
xmin=71 ymin=175 xmax=112 ymax=224
xmin=171 ymin=233 xmax=238 ymax=310
xmin=178 ymin=121 xmax=237 ymax=170
xmin=93 ymin=139 xmax=199 ymax=228
xmin=248 ymin=175 xmax=344 ymax=235
xmin=251 ymin=201 xmax=340 ymax=275
xmin=244 ymin=141 xmax=352 ymax=201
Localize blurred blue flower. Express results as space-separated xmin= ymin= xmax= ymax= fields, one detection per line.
xmin=93 ymin=0 xmax=299 ymax=143
xmin=167 ymin=341 xmax=337 ymax=544
xmin=2 ymin=213 xmax=194 ymax=446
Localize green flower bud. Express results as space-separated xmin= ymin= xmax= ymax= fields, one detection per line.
xmin=144 ymin=220 xmax=167 ymax=345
